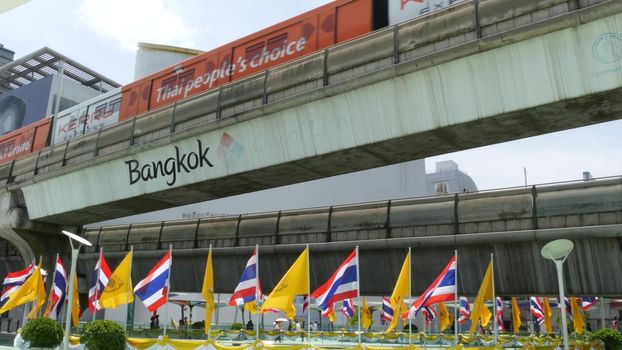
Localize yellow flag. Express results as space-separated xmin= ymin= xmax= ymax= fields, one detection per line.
xmin=511 ymin=297 xmax=521 ymax=334
xmin=201 ymin=248 xmax=214 ymax=335
xmin=1 ymin=262 xmax=45 ymax=315
xmin=262 ymin=248 xmax=308 ymax=314
xmin=328 ymin=306 xmax=336 ymax=323
xmin=571 ymin=297 xmax=585 ymax=334
xmin=99 ymin=251 xmax=134 ymax=309
xmin=469 ymin=260 xmax=493 ymax=333
xmin=362 ymin=297 xmax=372 ymax=329
xmin=440 ymin=302 xmax=452 ymax=331
xmin=542 ymin=297 xmax=553 ymax=334
xmin=386 ymin=251 xmax=410 ymax=333
xmin=244 ymin=301 xmax=261 ymax=314
xmin=72 ymin=278 xmax=80 ymax=327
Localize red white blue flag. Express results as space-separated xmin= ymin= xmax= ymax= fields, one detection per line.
xmin=0 ymin=263 xmax=34 ymax=307
xmin=530 ymin=297 xmax=544 ymax=325
xmin=229 ymin=248 xmax=259 ymax=306
xmin=408 ymin=256 xmax=456 ymax=318
xmin=47 ymin=257 xmax=67 ymax=319
xmin=582 ymin=297 xmax=598 ymax=311
xmin=88 ymin=252 xmax=112 ymax=313
xmin=311 ymin=249 xmax=358 ymax=313
xmin=381 ymin=297 xmax=393 ymax=323
xmin=342 ymin=299 xmax=354 ymax=318
xmin=496 ymin=297 xmax=505 ymax=331
xmin=458 ymin=296 xmax=470 ymax=324
xmin=422 ymin=305 xmax=437 ymax=325
xmin=134 ymin=251 xmax=171 ymax=312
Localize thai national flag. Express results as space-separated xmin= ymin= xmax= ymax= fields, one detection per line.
xmin=422 ymin=305 xmax=437 ymax=325
xmin=0 ymin=263 xmax=34 ymax=307
xmin=408 ymin=256 xmax=456 ymax=318
xmin=562 ymin=297 xmax=574 ymax=322
xmin=496 ymin=297 xmax=505 ymax=331
xmin=582 ymin=297 xmax=598 ymax=311
xmin=229 ymin=248 xmax=259 ymax=306
xmin=47 ymin=257 xmax=67 ymax=319
xmin=458 ymin=297 xmax=470 ymax=324
xmin=302 ymin=296 xmax=309 ymax=312
xmin=381 ymin=297 xmax=393 ymax=323
xmin=342 ymin=299 xmax=354 ymax=318
xmin=88 ymin=252 xmax=112 ymax=314
xmin=311 ymin=249 xmax=358 ymax=313
xmin=134 ymin=251 xmax=172 ymax=312
xmin=530 ymin=297 xmax=544 ymax=325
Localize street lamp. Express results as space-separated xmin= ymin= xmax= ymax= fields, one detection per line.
xmin=61 ymin=230 xmax=92 ymax=350
xmin=541 ymin=239 xmax=574 ymax=350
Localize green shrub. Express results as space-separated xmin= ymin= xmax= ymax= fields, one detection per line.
xmin=230 ymin=322 xmax=244 ymax=330
xmin=80 ymin=320 xmax=126 ymax=350
xmin=21 ymin=317 xmax=64 ymax=348
xmin=191 ymin=320 xmax=205 ymax=330
xmin=594 ymin=328 xmax=622 ymax=350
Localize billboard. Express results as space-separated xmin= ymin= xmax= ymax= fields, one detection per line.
xmin=51 ymin=88 xmax=122 ymax=144
xmin=0 ymin=75 xmax=54 ymax=136
xmin=389 ymin=0 xmax=467 ymax=25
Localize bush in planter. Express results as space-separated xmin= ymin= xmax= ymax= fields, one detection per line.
xmin=594 ymin=328 xmax=622 ymax=350
xmin=230 ymin=322 xmax=244 ymax=330
xmin=21 ymin=317 xmax=63 ymax=349
xmin=80 ymin=320 xmax=126 ymax=350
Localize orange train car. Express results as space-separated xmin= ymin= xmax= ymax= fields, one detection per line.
xmin=0 ymin=117 xmax=52 ymax=164
xmin=120 ymin=0 xmax=389 ymax=120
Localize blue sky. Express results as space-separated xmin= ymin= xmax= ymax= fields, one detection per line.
xmin=1 ymin=0 xmax=621 ymax=221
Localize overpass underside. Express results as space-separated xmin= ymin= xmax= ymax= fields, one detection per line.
xmin=79 ymin=178 xmax=622 ymax=296
xmin=9 ymin=0 xmax=622 ymax=224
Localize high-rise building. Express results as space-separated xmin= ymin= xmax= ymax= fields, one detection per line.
xmin=426 ymin=160 xmax=477 ymax=195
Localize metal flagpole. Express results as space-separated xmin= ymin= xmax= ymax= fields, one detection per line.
xmin=255 ymin=244 xmax=260 ymax=341
xmin=92 ymin=248 xmax=102 ymax=322
xmin=208 ymin=244 xmax=213 ymax=339
xmin=125 ymin=246 xmax=134 ymax=332
xmin=491 ymin=253 xmax=497 ymax=345
xmin=408 ymin=247 xmax=412 ymax=345
xmin=163 ymin=245 xmax=173 ymax=337
xmin=306 ymin=244 xmax=311 ymax=344
xmin=600 ymin=297 xmax=606 ymax=329
xmin=454 ymin=250 xmax=459 ymax=346
xmin=356 ymin=246 xmax=361 ymax=344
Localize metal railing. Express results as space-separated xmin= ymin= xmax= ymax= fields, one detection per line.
xmin=0 ymin=0 xmax=607 ymax=188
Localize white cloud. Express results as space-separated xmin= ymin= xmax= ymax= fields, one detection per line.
xmin=77 ymin=0 xmax=196 ymax=51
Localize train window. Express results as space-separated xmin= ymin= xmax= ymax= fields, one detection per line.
xmin=267 ymin=33 xmax=288 ymax=52
xmin=178 ymin=69 xmax=195 ymax=86
xmin=161 ymin=76 xmax=177 ymax=90
xmin=246 ymin=42 xmax=265 ymax=61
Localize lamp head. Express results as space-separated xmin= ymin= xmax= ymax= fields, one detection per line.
xmin=541 ymin=239 xmax=574 ymax=261
xmin=61 ymin=230 xmax=93 ymax=247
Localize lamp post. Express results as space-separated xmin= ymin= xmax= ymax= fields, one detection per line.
xmin=541 ymin=239 xmax=574 ymax=350
xmin=61 ymin=230 xmax=92 ymax=350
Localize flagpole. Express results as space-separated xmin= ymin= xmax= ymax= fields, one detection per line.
xmin=92 ymin=248 xmax=102 ymax=322
xmin=306 ymin=244 xmax=311 ymax=344
xmin=163 ymin=245 xmax=172 ymax=337
xmin=356 ymin=246 xmax=361 ymax=344
xmin=208 ymin=244 xmax=212 ymax=340
xmin=255 ymin=244 xmax=260 ymax=341
xmin=454 ymin=250 xmax=459 ymax=346
xmin=408 ymin=247 xmax=412 ymax=346
xmin=491 ymin=253 xmax=497 ymax=345
xmin=125 ymin=246 xmax=134 ymax=332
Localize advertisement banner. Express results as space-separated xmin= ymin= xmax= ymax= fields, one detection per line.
xmin=0 ymin=75 xmax=54 ymax=136
xmin=52 ymin=88 xmax=122 ymax=144
xmin=389 ymin=0 xmax=468 ymax=25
